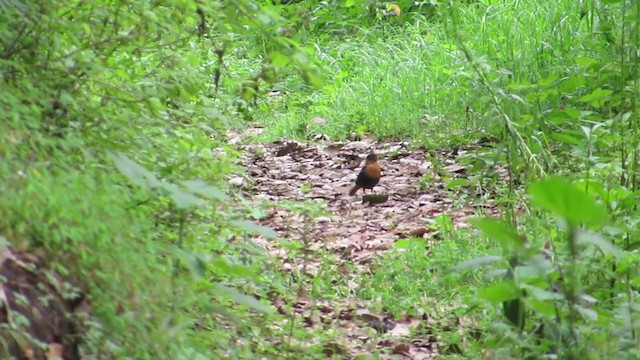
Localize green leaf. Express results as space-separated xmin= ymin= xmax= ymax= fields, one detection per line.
xmin=445 ymin=178 xmax=469 ymax=189
xmin=173 ymin=249 xmax=210 ymax=280
xmin=578 ymin=88 xmax=612 ymax=107
xmin=180 ymin=179 xmax=229 ymax=201
xmin=454 ymin=255 xmax=503 ymax=271
xmin=563 ymin=107 xmax=581 ymax=120
xmin=161 ymin=183 xmax=205 ymax=209
xmin=213 ymin=284 xmax=273 ymax=314
xmin=471 ymin=218 xmax=521 ymax=248
xmin=576 ymin=305 xmax=598 ymax=321
xmin=230 ymin=220 xmax=278 ymax=239
xmin=514 ymin=265 xmax=544 ymax=280
xmin=185 ymin=53 xmax=200 ymax=66
xmin=550 ymin=132 xmax=582 ymax=145
xmin=528 ymin=299 xmax=558 ymax=317
xmin=211 ymin=258 xmax=256 ymax=278
xmin=109 ymin=152 xmax=160 ymax=189
xmin=395 ymin=238 xmax=427 ymax=249
xmin=560 ymin=75 xmax=586 ymax=92
xmin=522 ymin=284 xmax=563 ymax=301
xmin=575 ymin=56 xmax=598 ymax=69
xmin=576 ymin=231 xmax=622 ymax=256
xmin=528 ymin=176 xmax=608 ymax=225
xmin=479 ymin=281 xmax=520 ymax=303
xmin=484 ymin=269 xmax=508 ymax=280
xmin=269 ymin=51 xmax=290 ymax=67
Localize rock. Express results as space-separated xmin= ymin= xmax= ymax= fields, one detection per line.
xmin=316 ymin=216 xmax=332 ymax=224
xmin=229 ymin=177 xmax=245 ymax=186
xmin=418 ymin=163 xmax=432 ymax=175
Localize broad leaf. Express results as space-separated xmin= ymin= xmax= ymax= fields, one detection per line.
xmin=528 ymin=176 xmax=608 ymax=225
xmin=471 ymin=218 xmax=522 ymax=248
xmin=213 ymin=284 xmax=273 ymax=314
xmin=110 ymin=152 xmax=160 ymax=189
xmin=479 ymin=281 xmax=520 ymax=303
xmin=230 ymin=220 xmax=278 ymax=239
xmin=576 ymin=231 xmax=622 ymax=256
xmin=454 ymin=255 xmax=503 ymax=271
xmin=180 ymin=179 xmax=229 ymax=201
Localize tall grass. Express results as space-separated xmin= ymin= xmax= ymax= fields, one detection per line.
xmin=253 ymin=0 xmax=606 ymax=146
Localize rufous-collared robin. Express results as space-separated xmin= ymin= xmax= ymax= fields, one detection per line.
xmin=349 ymin=153 xmax=381 ymax=195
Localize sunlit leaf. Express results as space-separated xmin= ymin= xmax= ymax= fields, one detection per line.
xmin=575 ymin=56 xmax=598 ymax=69
xmin=479 ymin=281 xmax=520 ymax=303
xmin=395 ymin=238 xmax=427 ymax=249
xmin=528 ymin=176 xmax=608 ymax=225
xmin=445 ymin=178 xmax=469 ymax=189
xmin=269 ymin=51 xmax=290 ymax=67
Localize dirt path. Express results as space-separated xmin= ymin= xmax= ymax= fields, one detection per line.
xmin=236 ymin=137 xmax=498 ymax=358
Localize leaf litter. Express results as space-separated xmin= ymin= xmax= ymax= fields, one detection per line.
xmin=234 ymin=135 xmax=501 ymax=358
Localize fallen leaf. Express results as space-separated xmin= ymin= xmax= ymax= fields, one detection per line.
xmin=389 ymin=323 xmax=411 ymax=337
xmin=393 ymin=342 xmax=411 ymax=355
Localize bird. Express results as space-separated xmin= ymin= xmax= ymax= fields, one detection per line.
xmin=349 ymin=153 xmax=381 ymax=196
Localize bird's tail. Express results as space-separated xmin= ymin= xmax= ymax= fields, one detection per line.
xmin=348 ymin=185 xmax=360 ymax=196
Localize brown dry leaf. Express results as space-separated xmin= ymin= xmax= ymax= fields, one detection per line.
xmin=393 ymin=342 xmax=411 ymax=355
xmin=275 ymin=141 xmax=302 ymax=156
xmin=354 ymin=309 xmax=382 ymax=325
xmin=389 ymin=323 xmax=411 ymax=337
xmin=408 ymin=227 xmax=429 ymax=238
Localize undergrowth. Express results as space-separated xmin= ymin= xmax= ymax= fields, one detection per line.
xmin=2 ymin=0 xmax=640 ymax=358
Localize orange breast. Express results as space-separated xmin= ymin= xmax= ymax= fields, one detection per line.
xmin=363 ymin=163 xmax=381 ymax=179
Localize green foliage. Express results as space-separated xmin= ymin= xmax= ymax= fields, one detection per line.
xmin=0 ymin=0 xmax=322 ymax=357
xmin=3 ymin=0 xmax=640 ymax=357
xmin=458 ymin=176 xmax=636 ymax=357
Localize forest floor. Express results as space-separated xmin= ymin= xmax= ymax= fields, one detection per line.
xmin=234 ymin=131 xmax=503 ymax=358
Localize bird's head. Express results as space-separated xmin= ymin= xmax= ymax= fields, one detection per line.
xmin=365 ymin=153 xmax=378 ymax=164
